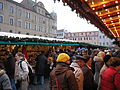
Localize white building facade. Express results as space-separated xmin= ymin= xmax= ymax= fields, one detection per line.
xmin=0 ymin=0 xmax=57 ymax=38
xmin=98 ymin=31 xmax=115 ymax=46
xmin=56 ymin=29 xmax=68 ymax=39
xmin=65 ymin=31 xmax=115 ymax=47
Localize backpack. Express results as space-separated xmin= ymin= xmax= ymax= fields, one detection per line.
xmin=19 ymin=60 xmax=34 ymax=84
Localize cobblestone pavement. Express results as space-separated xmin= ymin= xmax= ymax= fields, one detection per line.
xmin=29 ymin=79 xmax=50 ymax=90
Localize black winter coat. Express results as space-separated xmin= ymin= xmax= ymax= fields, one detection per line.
xmin=82 ymin=65 xmax=94 ymax=90
xmin=4 ymin=56 xmax=16 ymax=79
xmin=35 ymin=54 xmax=47 ymax=75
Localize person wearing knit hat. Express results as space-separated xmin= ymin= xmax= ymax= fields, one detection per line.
xmin=50 ymin=53 xmax=78 ymax=90
xmin=56 ymin=53 xmax=70 ymax=63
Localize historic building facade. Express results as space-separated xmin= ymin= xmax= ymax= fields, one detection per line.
xmin=65 ymin=31 xmax=115 ymax=46
xmin=0 ymin=0 xmax=57 ymax=38
xmin=65 ymin=31 xmax=99 ymax=45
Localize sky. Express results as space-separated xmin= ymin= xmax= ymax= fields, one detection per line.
xmin=16 ymin=0 xmax=99 ymax=32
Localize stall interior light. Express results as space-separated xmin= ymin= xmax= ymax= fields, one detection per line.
xmin=105 ymin=9 xmax=108 ymax=11
xmin=95 ymin=12 xmax=98 ymax=14
xmin=108 ymin=14 xmax=110 ymax=16
xmin=117 ymin=12 xmax=120 ymax=14
xmin=110 ymin=17 xmax=112 ymax=19
xmin=116 ymin=6 xmax=119 ymax=9
xmin=85 ymin=0 xmax=88 ymax=1
xmin=92 ymin=8 xmax=95 ymax=10
xmin=115 ymin=1 xmax=118 ymax=3
xmin=103 ymin=4 xmax=106 ymax=7
xmin=92 ymin=1 xmax=94 ymax=5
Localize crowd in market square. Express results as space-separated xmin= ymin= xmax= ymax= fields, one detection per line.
xmin=0 ymin=46 xmax=120 ymax=90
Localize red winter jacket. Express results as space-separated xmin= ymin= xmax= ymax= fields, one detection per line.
xmin=100 ymin=66 xmax=120 ymax=90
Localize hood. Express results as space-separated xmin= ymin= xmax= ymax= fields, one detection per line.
xmin=70 ymin=62 xmax=80 ymax=68
xmin=0 ymin=69 xmax=6 ymax=75
xmin=94 ymin=56 xmax=103 ymax=61
xmin=55 ymin=63 xmax=70 ymax=75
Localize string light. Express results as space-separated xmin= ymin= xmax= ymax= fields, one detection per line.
xmin=117 ymin=12 xmax=120 ymax=14
xmin=108 ymin=28 xmax=116 ymax=37
xmin=108 ymin=14 xmax=110 ymax=17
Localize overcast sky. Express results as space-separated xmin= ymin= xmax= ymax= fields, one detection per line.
xmin=16 ymin=0 xmax=99 ymax=32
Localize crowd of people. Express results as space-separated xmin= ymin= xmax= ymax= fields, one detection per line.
xmin=0 ymin=47 xmax=120 ymax=90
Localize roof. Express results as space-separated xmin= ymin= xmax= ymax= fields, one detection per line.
xmin=0 ymin=32 xmax=77 ymax=42
xmin=54 ymin=0 xmax=120 ymax=46
xmin=7 ymin=0 xmax=53 ymax=19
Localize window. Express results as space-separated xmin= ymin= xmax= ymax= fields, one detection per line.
xmin=25 ymin=22 xmax=28 ymax=29
xmin=106 ymin=42 xmax=109 ymax=45
xmin=9 ymin=18 xmax=14 ymax=26
xmin=18 ymin=31 xmax=21 ymax=34
xmin=9 ymin=6 xmax=14 ymax=14
xmin=0 ymin=2 xmax=3 ymax=11
xmin=99 ymin=36 xmax=101 ymax=39
xmin=34 ymin=25 xmax=36 ymax=30
xmin=28 ymin=22 xmax=30 ymax=29
xmin=84 ymin=37 xmax=86 ymax=40
xmin=18 ymin=9 xmax=22 ymax=17
xmin=17 ymin=20 xmax=22 ymax=27
xmin=103 ymin=36 xmax=105 ymax=38
xmin=103 ymin=42 xmax=105 ymax=45
xmin=26 ymin=12 xmax=30 ymax=19
xmin=9 ymin=30 xmax=12 ymax=33
xmin=35 ymin=16 xmax=36 ymax=22
xmin=26 ymin=33 xmax=29 ymax=35
xmin=0 ymin=15 xmax=3 ymax=23
xmin=38 ymin=26 xmax=41 ymax=31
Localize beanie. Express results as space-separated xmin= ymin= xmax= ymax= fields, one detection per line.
xmin=56 ymin=53 xmax=70 ymax=62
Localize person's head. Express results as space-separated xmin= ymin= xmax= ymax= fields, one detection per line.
xmin=75 ymin=55 xmax=85 ymax=67
xmin=82 ymin=55 xmax=92 ymax=67
xmin=15 ymin=52 xmax=24 ymax=61
xmin=97 ymin=51 xmax=106 ymax=59
xmin=103 ymin=55 xmax=111 ymax=67
xmin=107 ymin=57 xmax=120 ymax=70
xmin=56 ymin=53 xmax=70 ymax=64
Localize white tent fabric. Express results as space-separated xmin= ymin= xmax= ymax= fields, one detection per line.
xmin=0 ymin=32 xmax=76 ymax=42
